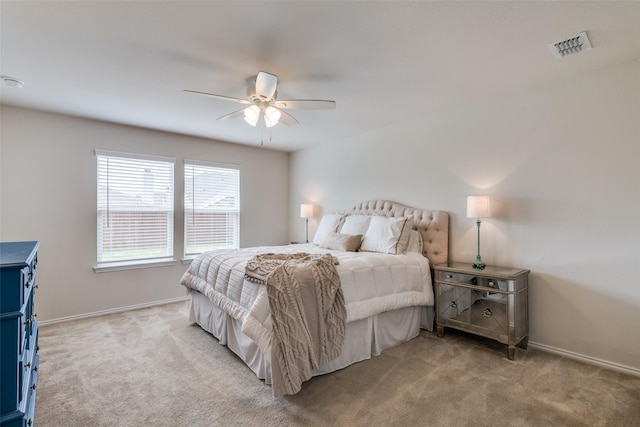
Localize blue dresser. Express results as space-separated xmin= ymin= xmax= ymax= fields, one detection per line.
xmin=1 ymin=241 xmax=40 ymax=427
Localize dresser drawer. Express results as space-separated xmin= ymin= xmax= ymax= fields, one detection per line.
xmin=18 ymin=255 xmax=37 ymax=304
xmin=25 ymin=296 xmax=35 ymax=351
xmin=18 ymin=327 xmax=38 ymax=410
xmin=19 ymin=293 xmax=35 ymax=356
xmin=17 ymin=315 xmax=25 ymax=358
xmin=23 ymin=354 xmax=39 ymax=427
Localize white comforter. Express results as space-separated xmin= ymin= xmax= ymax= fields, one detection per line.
xmin=180 ymin=243 xmax=433 ymax=356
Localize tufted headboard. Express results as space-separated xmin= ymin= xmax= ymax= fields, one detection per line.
xmin=347 ymin=200 xmax=449 ymax=267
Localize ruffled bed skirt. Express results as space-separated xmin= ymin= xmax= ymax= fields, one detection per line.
xmin=189 ymin=290 xmax=434 ymax=385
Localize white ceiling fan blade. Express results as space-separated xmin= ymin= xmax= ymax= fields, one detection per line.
xmin=277 ymin=109 xmax=299 ymax=126
xmin=183 ymin=90 xmax=251 ymax=104
xmin=255 ymin=71 xmax=278 ymax=101
xmin=216 ymin=108 xmax=246 ymax=121
xmin=273 ymin=99 xmax=336 ymax=110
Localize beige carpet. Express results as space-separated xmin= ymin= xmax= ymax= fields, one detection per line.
xmin=35 ymin=301 xmax=639 ymax=427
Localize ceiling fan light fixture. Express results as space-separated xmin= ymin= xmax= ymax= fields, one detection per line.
xmin=264 ymin=106 xmax=281 ymax=128
xmin=244 ymin=105 xmax=260 ymax=126
xmin=184 ymin=70 xmax=335 ymax=135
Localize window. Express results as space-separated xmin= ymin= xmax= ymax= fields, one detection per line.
xmin=184 ymin=160 xmax=240 ymax=257
xmin=96 ymin=150 xmax=175 ymax=268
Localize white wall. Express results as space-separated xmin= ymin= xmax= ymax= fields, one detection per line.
xmin=290 ymin=60 xmax=640 ymax=372
xmin=0 ymin=107 xmax=290 ymax=321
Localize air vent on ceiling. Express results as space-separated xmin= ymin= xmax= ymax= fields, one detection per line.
xmin=548 ymin=31 xmax=592 ymax=59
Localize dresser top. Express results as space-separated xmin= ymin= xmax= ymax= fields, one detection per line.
xmin=0 ymin=241 xmax=39 ymax=269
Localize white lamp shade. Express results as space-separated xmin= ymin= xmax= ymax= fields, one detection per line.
xmin=243 ymin=105 xmax=260 ymax=126
xmin=467 ymin=196 xmax=491 ymax=218
xmin=264 ymin=106 xmax=281 ymax=128
xmin=300 ymin=204 xmax=314 ymax=218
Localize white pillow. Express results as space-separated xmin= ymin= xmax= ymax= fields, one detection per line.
xmin=312 ymin=214 xmax=344 ymax=245
xmin=339 ymin=215 xmax=372 ymax=235
xmin=359 ymin=216 xmax=409 ymax=254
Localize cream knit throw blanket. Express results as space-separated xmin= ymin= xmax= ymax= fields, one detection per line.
xmin=245 ymin=253 xmax=346 ymax=397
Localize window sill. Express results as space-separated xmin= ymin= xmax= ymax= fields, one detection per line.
xmin=94 ymin=258 xmax=176 ymax=273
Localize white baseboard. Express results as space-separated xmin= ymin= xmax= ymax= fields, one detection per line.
xmin=38 ymin=296 xmax=190 ymax=326
xmin=528 ymin=340 xmax=640 ymax=378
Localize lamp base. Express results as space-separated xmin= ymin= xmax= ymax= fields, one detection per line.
xmin=472 ymin=219 xmax=486 ymax=270
xmin=472 ymin=257 xmax=486 ymax=270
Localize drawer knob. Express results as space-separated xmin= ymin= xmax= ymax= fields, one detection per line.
xmin=25 ymin=362 xmax=31 ymax=368
xmin=449 ymin=302 xmax=458 ymax=310
xmin=446 ymin=274 xmax=453 ymax=279
xmin=484 ymin=308 xmax=492 ymax=317
xmin=28 ymin=420 xmax=33 ymax=427
xmin=32 ymin=383 xmax=37 ymax=390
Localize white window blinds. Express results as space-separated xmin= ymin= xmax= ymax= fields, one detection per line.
xmin=184 ymin=161 xmax=240 ymax=256
xmin=96 ymin=150 xmax=175 ymax=265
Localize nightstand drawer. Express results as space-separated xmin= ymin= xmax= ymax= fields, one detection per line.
xmin=437 ymin=271 xmax=522 ymax=292
xmin=437 ymin=270 xmax=476 ymax=285
xmin=439 ymin=270 xmax=516 ymax=290
xmin=437 ymin=284 xmax=470 ymax=320
xmin=470 ymin=296 xmax=508 ymax=335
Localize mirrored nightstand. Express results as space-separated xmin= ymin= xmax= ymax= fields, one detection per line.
xmin=434 ymin=262 xmax=529 ymax=360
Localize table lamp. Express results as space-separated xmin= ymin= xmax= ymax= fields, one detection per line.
xmin=467 ymin=196 xmax=491 ymax=270
xmin=300 ymin=204 xmax=314 ymax=243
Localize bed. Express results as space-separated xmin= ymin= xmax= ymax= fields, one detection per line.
xmin=180 ymin=200 xmax=449 ymax=396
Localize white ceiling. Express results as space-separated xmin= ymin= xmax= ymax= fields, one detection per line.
xmin=1 ymin=1 xmax=639 ymax=152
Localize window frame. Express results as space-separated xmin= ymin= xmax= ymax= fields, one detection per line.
xmin=183 ymin=159 xmax=241 ymax=260
xmin=94 ymin=149 xmax=176 ymax=273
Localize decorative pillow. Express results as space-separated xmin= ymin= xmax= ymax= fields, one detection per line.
xmin=320 ymin=232 xmax=363 ymax=252
xmin=405 ymin=230 xmax=424 ymax=254
xmin=396 ymin=215 xmax=416 ymax=254
xmin=339 ymin=215 xmax=372 ymax=235
xmin=359 ymin=216 xmax=409 ymax=254
xmin=312 ymin=214 xmax=344 ymax=245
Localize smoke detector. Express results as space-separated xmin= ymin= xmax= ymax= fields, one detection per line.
xmin=1 ymin=75 xmax=25 ymax=88
xmin=548 ymin=31 xmax=592 ymax=59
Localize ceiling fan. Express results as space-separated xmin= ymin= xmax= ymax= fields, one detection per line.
xmin=183 ymin=71 xmax=336 ymax=128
